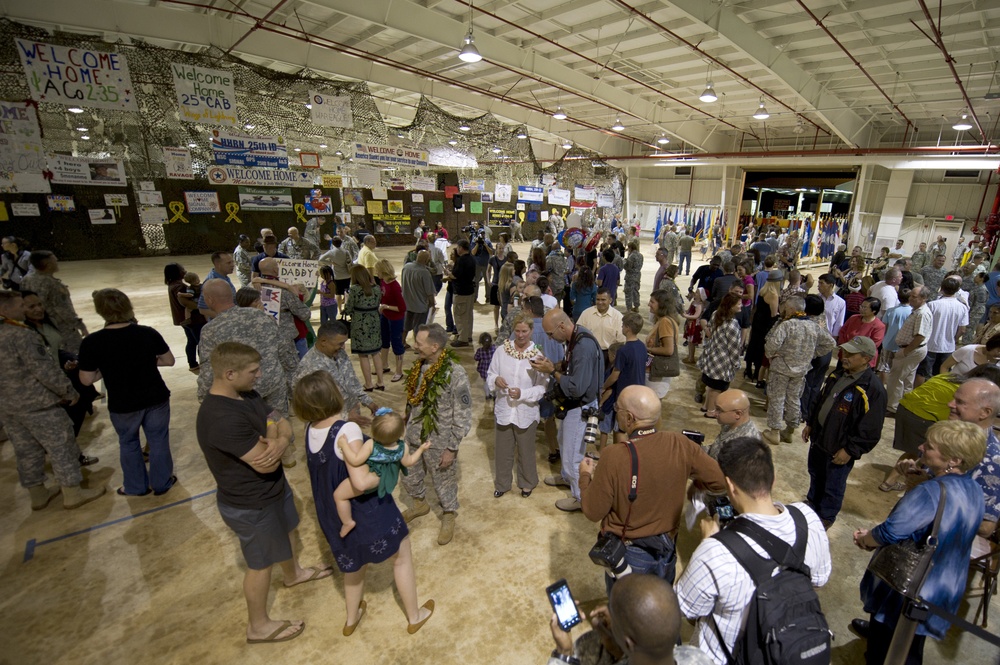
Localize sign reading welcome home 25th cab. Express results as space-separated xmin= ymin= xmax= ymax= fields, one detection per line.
xmin=16 ymin=39 xmax=137 ymax=111
xmin=211 ymin=130 xmax=288 ymax=169
xmin=171 ymin=63 xmax=238 ymax=127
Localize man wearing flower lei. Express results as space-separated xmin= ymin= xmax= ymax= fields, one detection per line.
xmin=400 ymin=323 xmax=473 ymax=545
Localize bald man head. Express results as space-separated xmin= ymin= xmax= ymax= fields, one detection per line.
xmin=715 ymin=389 xmax=751 ymax=429
xmin=949 ymin=378 xmax=1000 ymax=427
xmin=202 ymin=278 xmax=235 ymax=314
xmin=542 ymin=308 xmax=573 ymax=342
xmin=258 ymin=257 xmax=278 ymax=277
xmin=609 ymin=573 xmax=681 ymax=661
xmin=523 ymin=284 xmax=542 ymax=299
xmin=617 ymin=385 xmax=661 ymax=433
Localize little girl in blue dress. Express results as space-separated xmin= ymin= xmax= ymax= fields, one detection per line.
xmin=336 ymin=407 xmax=430 ymax=537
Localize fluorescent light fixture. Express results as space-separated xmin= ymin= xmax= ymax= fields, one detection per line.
xmin=657 ymin=135 xmax=670 ymax=145
xmin=305 ymin=103 xmax=312 ymax=109
xmin=294 ymin=147 xmax=301 ymax=152
xmin=516 ymin=131 xmax=528 ymax=139
xmin=76 ymin=127 xmax=88 ymax=132
xmin=335 ymin=150 xmax=344 ymax=156
xmin=752 ymin=98 xmax=769 ymax=120
xmin=68 ymin=107 xmax=84 ymax=114
xmin=244 ymin=123 xmax=255 ymax=129
xmin=458 ymin=32 xmax=482 ymax=63
xmin=458 ymin=123 xmax=471 ymax=131
xmin=611 ymin=119 xmax=625 ymax=131
xmin=80 ymin=135 xmax=90 ymax=140
xmin=562 ymin=141 xmax=573 ymax=149
xmin=552 ymin=107 xmax=567 ymax=120
xmin=699 ymin=82 xmax=717 ymax=103
xmin=953 ymin=112 xmax=973 ymax=131
xmin=188 ymin=143 xmax=197 ymax=148
xmin=319 ymin=143 xmax=328 ymax=148
xmin=396 ymin=132 xmax=405 ymax=138
xmin=448 ymin=139 xmax=458 ymax=145
xmin=492 ymin=146 xmax=502 ymax=153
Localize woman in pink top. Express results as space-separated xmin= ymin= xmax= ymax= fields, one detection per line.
xmin=837 ymin=297 xmax=886 ymax=368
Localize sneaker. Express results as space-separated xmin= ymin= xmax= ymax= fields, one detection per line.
xmin=555 ymin=498 xmax=582 ymax=512
xmin=543 ymin=475 xmax=570 ymax=488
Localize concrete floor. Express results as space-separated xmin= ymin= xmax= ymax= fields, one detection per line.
xmin=1 ymin=239 xmax=997 ymax=664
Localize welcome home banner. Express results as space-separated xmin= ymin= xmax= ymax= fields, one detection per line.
xmin=16 ymin=39 xmax=137 ymax=111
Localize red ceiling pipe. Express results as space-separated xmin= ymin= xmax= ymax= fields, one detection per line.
xmin=794 ymin=0 xmax=915 ymax=135
xmin=223 ymin=0 xmax=289 ymax=56
xmin=912 ymin=0 xmax=986 ymax=141
xmin=453 ymin=0 xmax=753 ymax=138
xmin=607 ymin=0 xmax=830 ymax=136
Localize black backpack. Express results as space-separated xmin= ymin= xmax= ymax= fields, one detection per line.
xmin=710 ymin=506 xmax=832 ymax=665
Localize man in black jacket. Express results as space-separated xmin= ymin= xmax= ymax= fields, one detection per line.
xmin=803 ymin=335 xmax=886 ymax=528
xmin=450 ymin=239 xmax=477 ymax=347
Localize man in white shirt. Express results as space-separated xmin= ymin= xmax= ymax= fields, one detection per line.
xmin=886 ymin=285 xmax=933 ymax=411
xmin=817 ymin=274 xmax=845 ymax=337
xmin=868 ymin=267 xmax=901 ymax=321
xmin=917 ymin=275 xmax=969 ymax=382
xmin=576 ymin=290 xmax=626 ymax=359
xmin=676 ymin=436 xmax=831 ymax=664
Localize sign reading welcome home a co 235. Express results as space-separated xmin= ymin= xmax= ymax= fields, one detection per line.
xmin=16 ymin=39 xmax=136 ymax=111
xmin=171 ymin=63 xmax=238 ymax=127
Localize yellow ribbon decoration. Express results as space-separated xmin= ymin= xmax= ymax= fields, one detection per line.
xmin=225 ymin=202 xmax=242 ymax=224
xmin=168 ymin=201 xmax=189 ymax=224
xmin=294 ymin=203 xmax=308 ymax=224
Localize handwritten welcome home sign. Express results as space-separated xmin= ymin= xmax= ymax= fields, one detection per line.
xmin=16 ymin=39 xmax=137 ymax=111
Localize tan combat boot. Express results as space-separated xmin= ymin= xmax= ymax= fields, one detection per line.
xmin=63 ymin=484 xmax=106 ymax=509
xmin=780 ymin=425 xmax=796 ymax=443
xmin=29 ymin=485 xmax=61 ymax=510
xmin=438 ymin=512 xmax=456 ymax=545
xmin=402 ymin=498 xmax=430 ymax=523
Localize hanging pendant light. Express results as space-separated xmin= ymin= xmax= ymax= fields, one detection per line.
xmin=699 ymin=81 xmax=717 ymax=103
xmin=656 ymin=135 xmax=670 ymax=145
xmin=611 ymin=118 xmax=625 ymax=131
xmin=953 ymin=111 xmax=973 ymax=131
xmin=457 ymin=1 xmax=482 ymax=63
xmin=552 ymin=106 xmax=567 ymax=120
xmin=752 ymin=98 xmax=770 ymax=120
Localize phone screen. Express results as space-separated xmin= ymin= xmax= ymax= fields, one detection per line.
xmin=547 ymin=579 xmax=582 ymax=631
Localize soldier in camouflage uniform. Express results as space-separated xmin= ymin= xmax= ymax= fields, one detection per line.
xmin=232 ymin=235 xmax=254 ymax=288
xmin=19 ymin=250 xmax=88 ymax=354
xmin=197 ymin=280 xmax=298 ymax=418
xmin=257 ymin=257 xmax=313 ymax=357
xmin=292 ymin=321 xmax=378 ymax=421
xmin=304 ymin=216 xmax=327 ymax=251
xmin=0 ymin=291 xmax=105 ymax=510
xmin=659 ymin=226 xmax=678 ymax=266
xmin=762 ymin=296 xmax=836 ymax=446
xmin=278 ymin=226 xmax=319 ymax=260
xmin=400 ymin=323 xmax=473 ymax=545
xmin=545 ymin=244 xmax=568 ymax=300
xmin=920 ymin=253 xmax=948 ymax=301
xmin=624 ymin=239 xmax=644 ymax=312
xmin=339 ymin=227 xmax=360 ymax=263
xmin=910 ymin=242 xmax=930 ymax=272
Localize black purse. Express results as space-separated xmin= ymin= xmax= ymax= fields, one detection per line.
xmin=867 ymin=482 xmax=947 ymax=599
xmin=648 ymin=318 xmax=680 ymax=379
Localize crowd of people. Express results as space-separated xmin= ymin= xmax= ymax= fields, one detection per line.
xmin=2 ymin=221 xmax=999 ymax=663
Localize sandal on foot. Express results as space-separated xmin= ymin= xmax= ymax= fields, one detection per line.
xmin=391 ymin=373 xmax=404 ymax=382
xmin=116 ymin=486 xmax=151 ymax=497
xmin=284 ymin=565 xmax=334 ymax=588
xmin=375 ymin=384 xmax=386 ymax=391
xmin=247 ymin=620 xmax=305 ymax=644
xmin=494 ymin=490 xmax=506 ymax=498
xmin=521 ymin=489 xmax=532 ymax=498
xmin=879 ymin=481 xmax=906 ymax=492
xmin=364 ymin=387 xmax=374 ymax=392
xmin=343 ymin=601 xmax=366 ymax=637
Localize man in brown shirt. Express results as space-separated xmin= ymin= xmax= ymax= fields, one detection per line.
xmin=580 ymin=385 xmax=726 ymax=591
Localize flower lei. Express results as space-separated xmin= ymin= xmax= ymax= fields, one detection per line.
xmin=405 ymin=348 xmax=457 ymax=440
xmin=503 ymin=339 xmax=540 ymax=360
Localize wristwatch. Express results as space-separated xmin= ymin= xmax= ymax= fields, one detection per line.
xmin=550 ymin=650 xmax=581 ymax=665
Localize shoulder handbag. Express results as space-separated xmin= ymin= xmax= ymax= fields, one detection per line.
xmin=866 ymin=482 xmax=947 ymax=599
xmin=648 ymin=317 xmax=680 ymax=379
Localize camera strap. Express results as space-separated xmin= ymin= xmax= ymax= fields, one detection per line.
xmin=620 ymin=440 xmax=639 ymax=541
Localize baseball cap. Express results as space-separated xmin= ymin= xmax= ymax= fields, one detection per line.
xmin=839 ymin=335 xmax=877 ymax=358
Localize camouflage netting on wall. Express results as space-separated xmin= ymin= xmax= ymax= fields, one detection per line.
xmin=0 ymin=18 xmax=625 ymax=259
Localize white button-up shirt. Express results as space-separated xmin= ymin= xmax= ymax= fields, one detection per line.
xmin=577 ymin=306 xmax=626 ymax=350
xmin=822 ymin=294 xmax=846 ymax=337
xmin=485 ymin=341 xmax=549 ymax=428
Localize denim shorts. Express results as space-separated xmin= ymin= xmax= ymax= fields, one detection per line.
xmin=217 ymin=487 xmax=299 ymax=570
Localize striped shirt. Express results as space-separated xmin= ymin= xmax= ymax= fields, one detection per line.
xmin=675 ymin=502 xmax=831 ymax=664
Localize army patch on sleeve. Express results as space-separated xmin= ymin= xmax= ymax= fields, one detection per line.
xmin=460 ymin=393 xmax=471 ymax=405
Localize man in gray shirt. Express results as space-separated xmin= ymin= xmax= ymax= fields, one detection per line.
xmin=401 ymin=250 xmax=437 ymax=344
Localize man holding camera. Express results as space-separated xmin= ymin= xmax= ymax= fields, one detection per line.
xmin=533 ymin=309 xmax=605 ymax=512
xmin=579 ymin=385 xmax=726 ymax=589
xmin=675 ymin=436 xmax=831 ymax=664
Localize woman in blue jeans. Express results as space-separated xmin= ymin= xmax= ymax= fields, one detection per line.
xmin=79 ymin=288 xmax=177 ymax=496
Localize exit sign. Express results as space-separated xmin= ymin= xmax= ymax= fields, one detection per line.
xmin=945 ymin=215 xmax=954 ymax=220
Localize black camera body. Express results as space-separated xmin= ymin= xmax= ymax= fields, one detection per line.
xmin=589 ymin=532 xmax=631 ymax=578
xmin=543 ymin=381 xmax=583 ymax=419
